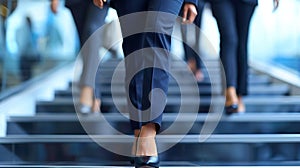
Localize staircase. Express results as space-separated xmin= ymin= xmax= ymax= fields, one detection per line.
xmin=1 ymin=57 xmax=300 ymax=166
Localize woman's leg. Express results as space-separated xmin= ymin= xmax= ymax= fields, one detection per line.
xmin=113 ymin=0 xmax=182 ymax=131
xmin=235 ymin=0 xmax=256 ymax=112
xmin=113 ymin=0 xmax=183 ymax=160
xmin=181 ymin=1 xmax=206 ymax=81
xmin=112 ymin=0 xmax=148 ymax=136
xmin=211 ymin=0 xmax=239 ymax=109
xmin=78 ymin=3 xmax=109 ymax=113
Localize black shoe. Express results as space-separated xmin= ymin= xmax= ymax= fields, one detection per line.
xmin=134 ymin=156 xmax=159 ymax=168
xmin=225 ymin=104 xmax=238 ymax=115
xmin=130 ymin=156 xmax=135 ymax=165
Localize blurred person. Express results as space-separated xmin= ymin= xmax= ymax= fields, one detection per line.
xmin=0 ymin=13 xmax=4 ymax=89
xmin=94 ymin=0 xmax=197 ymax=167
xmin=17 ymin=16 xmax=41 ymax=81
xmin=181 ymin=0 xmax=207 ymax=82
xmin=210 ymin=0 xmax=279 ymax=114
xmin=51 ymin=0 xmax=117 ymax=114
xmin=0 ymin=15 xmax=4 ymax=59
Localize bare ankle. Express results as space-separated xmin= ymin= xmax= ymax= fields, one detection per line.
xmin=140 ymin=123 xmax=157 ymax=137
xmin=225 ymin=87 xmax=238 ymax=105
xmin=238 ymin=96 xmax=246 ymax=112
xmin=92 ymin=99 xmax=101 ymax=112
xmin=80 ymin=86 xmax=94 ymax=106
xmin=136 ymin=136 xmax=157 ymax=156
xmin=135 ymin=124 xmax=158 ymax=156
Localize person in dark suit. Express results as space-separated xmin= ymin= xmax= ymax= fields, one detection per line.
xmin=18 ymin=16 xmax=41 ymax=81
xmin=210 ymin=0 xmax=279 ymax=114
xmin=51 ymin=0 xmax=112 ymax=114
xmin=181 ymin=0 xmax=207 ymax=81
xmin=94 ymin=0 xmax=197 ymax=167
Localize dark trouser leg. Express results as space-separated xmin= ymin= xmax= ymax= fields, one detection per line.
xmin=65 ymin=1 xmax=89 ymax=46
xmin=20 ymin=56 xmax=31 ymax=81
xmin=235 ymin=1 xmax=256 ymax=96
xmin=19 ymin=55 xmax=39 ymax=81
xmin=211 ymin=0 xmax=238 ymax=89
xmin=79 ymin=3 xmax=109 ymax=95
xmin=181 ymin=1 xmax=206 ymax=70
xmin=113 ymin=0 xmax=183 ymax=132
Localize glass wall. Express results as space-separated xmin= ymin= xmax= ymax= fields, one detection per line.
xmin=0 ymin=0 xmax=78 ymax=96
xmin=0 ymin=0 xmax=299 ymax=96
xmin=249 ymin=0 xmax=300 ymax=76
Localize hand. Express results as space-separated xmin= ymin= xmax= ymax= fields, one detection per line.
xmin=50 ymin=0 xmax=59 ymax=14
xmin=273 ymin=0 xmax=279 ymax=11
xmin=182 ymin=3 xmax=197 ymax=24
xmin=93 ymin=0 xmax=106 ymax=9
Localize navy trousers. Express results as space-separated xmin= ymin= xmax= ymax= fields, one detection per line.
xmin=65 ymin=0 xmax=108 ymax=46
xmin=181 ymin=0 xmax=206 ymax=70
xmin=210 ymin=0 xmax=256 ymax=95
xmin=111 ymin=0 xmax=184 ymax=131
xmin=66 ymin=0 xmax=109 ymax=96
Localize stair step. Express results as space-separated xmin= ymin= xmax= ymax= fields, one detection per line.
xmin=1 ymin=134 xmax=300 ymax=143
xmin=95 ymin=75 xmax=270 ymax=85
xmin=6 ymin=113 xmax=300 ymax=135
xmin=1 ymin=134 xmax=300 ymax=165
xmin=8 ymin=113 xmax=300 ymax=123
xmin=36 ymin=96 xmax=300 ymax=113
xmin=58 ymin=84 xmax=289 ymax=99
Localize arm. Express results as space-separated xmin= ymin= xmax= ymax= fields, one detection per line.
xmin=182 ymin=1 xmax=198 ymax=24
xmin=273 ymin=0 xmax=279 ymax=11
xmin=93 ymin=0 xmax=106 ymax=9
xmin=93 ymin=0 xmax=197 ymax=23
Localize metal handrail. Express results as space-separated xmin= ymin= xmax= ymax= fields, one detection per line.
xmin=1 ymin=134 xmax=300 ymax=144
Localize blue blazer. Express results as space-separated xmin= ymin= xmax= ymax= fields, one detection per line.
xmin=209 ymin=0 xmax=258 ymax=5
xmin=241 ymin=0 xmax=258 ymax=5
xmin=185 ymin=0 xmax=199 ymax=6
xmin=110 ymin=0 xmax=200 ymax=8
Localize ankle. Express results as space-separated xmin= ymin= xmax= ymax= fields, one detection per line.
xmin=92 ymin=99 xmax=101 ymax=112
xmin=238 ymin=96 xmax=246 ymax=112
xmin=80 ymin=86 xmax=94 ymax=106
xmin=238 ymin=96 xmax=243 ymax=102
xmin=139 ymin=123 xmax=157 ymax=137
xmin=136 ymin=136 xmax=157 ymax=157
xmin=135 ymin=124 xmax=158 ymax=157
xmin=195 ymin=70 xmax=204 ymax=81
xmin=225 ymin=87 xmax=238 ymax=105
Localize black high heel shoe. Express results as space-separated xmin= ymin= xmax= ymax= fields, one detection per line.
xmin=225 ymin=104 xmax=238 ymax=115
xmin=76 ymin=98 xmax=101 ymax=115
xmin=134 ymin=156 xmax=160 ymax=168
xmin=130 ymin=157 xmax=135 ymax=165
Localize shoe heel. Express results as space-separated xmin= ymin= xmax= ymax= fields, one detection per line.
xmin=134 ymin=156 xmax=159 ymax=168
xmin=225 ymin=104 xmax=238 ymax=115
xmin=76 ymin=104 xmax=92 ymax=114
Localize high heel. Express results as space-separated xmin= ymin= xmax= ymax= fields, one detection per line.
xmin=78 ymin=86 xmax=99 ymax=114
xmin=76 ymin=103 xmax=92 ymax=114
xmin=225 ymin=104 xmax=238 ymax=115
xmin=130 ymin=157 xmax=135 ymax=165
xmin=76 ymin=99 xmax=100 ymax=115
xmin=225 ymin=87 xmax=239 ymax=115
xmin=134 ymin=156 xmax=160 ymax=168
xmin=133 ymin=124 xmax=159 ymax=167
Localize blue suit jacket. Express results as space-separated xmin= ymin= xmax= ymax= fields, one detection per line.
xmin=185 ymin=0 xmax=199 ymax=6
xmin=209 ymin=0 xmax=258 ymax=5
